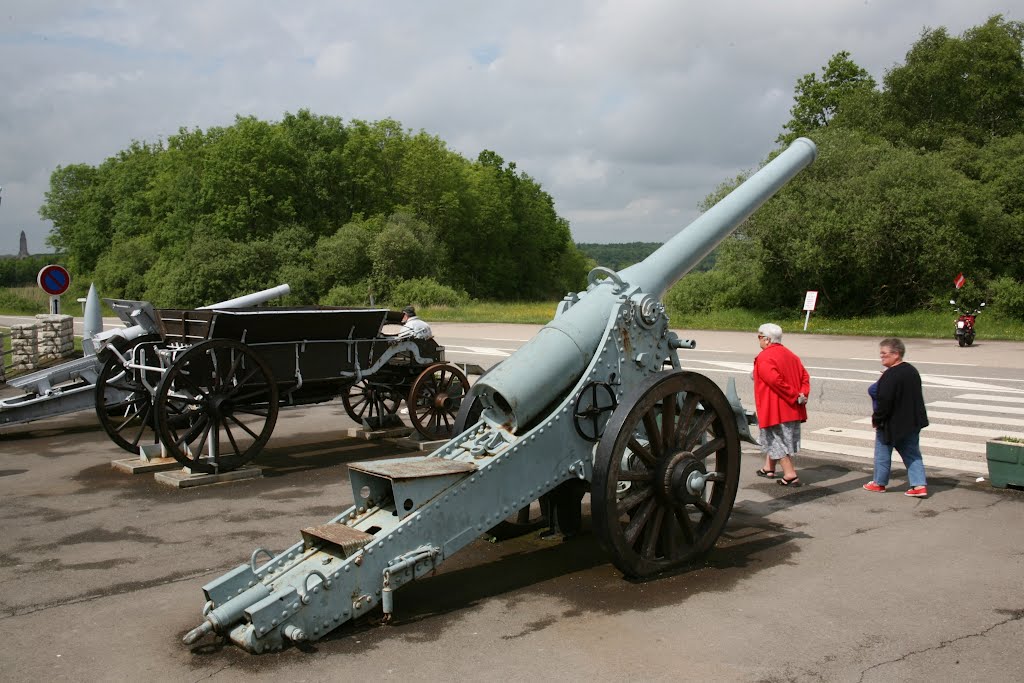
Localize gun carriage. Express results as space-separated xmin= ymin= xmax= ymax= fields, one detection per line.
xmin=95 ymin=296 xmax=468 ymax=474
xmin=1 ymin=285 xmax=288 ymax=429
xmin=183 ymin=138 xmax=818 ymax=653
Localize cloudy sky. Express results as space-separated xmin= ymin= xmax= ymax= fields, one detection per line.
xmin=0 ymin=1 xmax=1016 ymax=255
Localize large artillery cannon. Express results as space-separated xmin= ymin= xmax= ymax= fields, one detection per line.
xmin=183 ymin=137 xmax=817 ymax=652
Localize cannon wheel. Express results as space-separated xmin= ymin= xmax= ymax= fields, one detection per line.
xmin=94 ymin=335 xmax=164 ymax=453
xmin=452 ymin=364 xmax=547 ymax=540
xmin=154 ymin=339 xmax=279 ymax=474
xmin=449 ymin=362 xmax=497 ymax=436
xmin=341 ymin=380 xmax=402 ymax=425
xmin=408 ymin=363 xmax=469 ymax=440
xmin=592 ymin=370 xmax=740 ymax=578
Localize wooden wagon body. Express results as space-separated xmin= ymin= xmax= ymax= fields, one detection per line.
xmin=95 ymin=304 xmax=468 ymax=473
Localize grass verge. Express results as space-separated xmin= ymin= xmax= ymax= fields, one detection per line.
xmin=3 ymin=288 xmax=1023 ymax=341
xmin=421 ymin=303 xmax=1024 ymax=341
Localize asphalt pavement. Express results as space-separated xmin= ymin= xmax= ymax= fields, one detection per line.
xmin=1 ymin=398 xmax=1022 ymax=682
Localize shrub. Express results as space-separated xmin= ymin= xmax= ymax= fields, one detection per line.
xmin=665 ymin=270 xmax=752 ymax=315
xmin=387 ymin=277 xmax=470 ymax=308
xmin=320 ymin=281 xmax=375 ymax=307
xmin=0 ymin=287 xmax=48 ymax=314
xmin=986 ymin=277 xmax=1024 ymax=320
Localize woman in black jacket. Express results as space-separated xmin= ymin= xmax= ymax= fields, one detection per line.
xmin=864 ymin=338 xmax=929 ymax=497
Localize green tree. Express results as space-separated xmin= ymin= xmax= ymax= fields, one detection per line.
xmin=680 ymin=16 xmax=1024 ymax=318
xmin=38 ymin=112 xmax=589 ymax=305
xmin=41 ymin=163 xmax=107 ymax=273
xmin=92 ymin=234 xmax=159 ymax=300
xmin=881 ymin=16 xmax=1024 ymax=148
xmin=367 ymin=212 xmax=444 ymax=300
xmin=710 ymin=127 xmax=1011 ymax=315
xmin=778 ymin=51 xmax=877 ymax=143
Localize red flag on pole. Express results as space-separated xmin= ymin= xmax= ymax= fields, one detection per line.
xmin=954 ymin=272 xmax=966 ymax=289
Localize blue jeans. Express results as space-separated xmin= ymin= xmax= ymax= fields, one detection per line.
xmin=873 ymin=429 xmax=927 ymax=487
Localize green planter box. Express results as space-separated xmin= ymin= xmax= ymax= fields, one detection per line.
xmin=986 ymin=439 xmax=1024 ymax=489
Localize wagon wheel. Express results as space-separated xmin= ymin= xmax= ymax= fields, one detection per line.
xmin=452 ymin=389 xmax=484 ymax=436
xmin=94 ymin=335 xmax=165 ymax=453
xmin=592 ymin=370 xmax=740 ymax=578
xmin=154 ymin=339 xmax=279 ymax=474
xmin=341 ymin=380 xmax=402 ymax=426
xmin=408 ymin=363 xmax=468 ymax=440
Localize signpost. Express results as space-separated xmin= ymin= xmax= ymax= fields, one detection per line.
xmin=802 ymin=290 xmax=818 ymax=331
xmin=37 ymin=264 xmax=71 ymax=315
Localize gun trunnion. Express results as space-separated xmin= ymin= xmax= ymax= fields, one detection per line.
xmin=183 ymin=137 xmax=818 ymax=653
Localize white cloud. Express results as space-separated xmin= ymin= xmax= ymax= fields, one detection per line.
xmin=0 ymin=0 xmax=1017 ymax=256
xmin=313 ymin=42 xmax=355 ymax=80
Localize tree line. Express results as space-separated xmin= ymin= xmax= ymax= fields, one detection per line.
xmin=35 ymin=14 xmax=1024 ymax=319
xmin=0 ymin=254 xmax=59 ymax=288
xmin=667 ymin=14 xmax=1024 ymax=320
xmin=39 ymin=114 xmax=591 ymax=308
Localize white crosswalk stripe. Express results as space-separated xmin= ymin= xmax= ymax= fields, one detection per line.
xmin=812 ymin=427 xmax=987 ymax=453
xmin=852 ymin=418 xmax=1024 ymax=440
xmin=954 ymin=394 xmax=1024 ymax=404
xmin=799 ymin=391 xmax=1020 ymax=476
xmin=445 ymin=345 xmax=512 ymax=358
xmin=800 ymin=439 xmax=988 ymax=475
xmin=928 ymin=400 xmax=1024 ymax=415
xmin=924 ymin=410 xmax=1024 ymax=428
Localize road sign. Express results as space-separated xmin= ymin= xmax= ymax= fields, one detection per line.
xmin=954 ymin=272 xmax=966 ymax=289
xmin=37 ymin=264 xmax=71 ymax=296
xmin=802 ymin=290 xmax=818 ymax=331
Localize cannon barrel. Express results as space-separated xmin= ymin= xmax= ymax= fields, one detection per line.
xmin=199 ymin=283 xmax=292 ymax=310
xmin=476 ymin=137 xmax=817 ymax=432
xmin=94 ymin=283 xmax=292 ymax=348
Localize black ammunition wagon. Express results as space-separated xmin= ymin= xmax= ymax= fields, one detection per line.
xmin=94 ymin=303 xmax=468 ymax=473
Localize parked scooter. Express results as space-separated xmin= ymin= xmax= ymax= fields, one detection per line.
xmin=950 ymin=299 xmax=985 ymax=347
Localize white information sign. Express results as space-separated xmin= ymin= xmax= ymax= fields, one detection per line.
xmin=802 ymin=290 xmax=818 ymax=331
xmin=803 ymin=290 xmax=819 ymax=312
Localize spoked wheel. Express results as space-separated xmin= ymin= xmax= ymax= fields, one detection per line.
xmin=154 ymin=339 xmax=278 ymax=474
xmin=451 ymin=361 xmax=501 ymax=436
xmin=408 ymin=363 xmax=469 ymax=440
xmin=341 ymin=379 xmax=402 ymax=427
xmin=592 ymin=370 xmax=740 ymax=578
xmin=94 ymin=335 xmax=164 ymax=453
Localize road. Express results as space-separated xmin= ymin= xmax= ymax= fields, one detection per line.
xmin=4 ymin=316 xmax=1023 ymax=476
xmin=1 ymin=320 xmax=1023 ymax=681
xmin=433 ymin=323 xmax=1024 ymax=477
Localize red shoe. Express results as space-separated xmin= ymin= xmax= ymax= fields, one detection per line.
xmin=905 ymin=486 xmax=928 ymax=498
xmin=862 ymin=482 xmax=886 ymax=492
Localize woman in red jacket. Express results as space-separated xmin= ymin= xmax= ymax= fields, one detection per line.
xmin=753 ymin=323 xmax=810 ymax=486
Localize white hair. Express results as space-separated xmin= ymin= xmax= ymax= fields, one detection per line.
xmin=758 ymin=323 xmax=783 ymax=344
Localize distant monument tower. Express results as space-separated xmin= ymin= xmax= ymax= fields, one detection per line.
xmin=18 ymin=230 xmax=29 ymax=258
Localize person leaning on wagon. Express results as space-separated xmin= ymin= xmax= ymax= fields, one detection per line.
xmin=752 ymin=323 xmax=810 ymax=486
xmin=396 ymin=305 xmax=433 ymax=340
